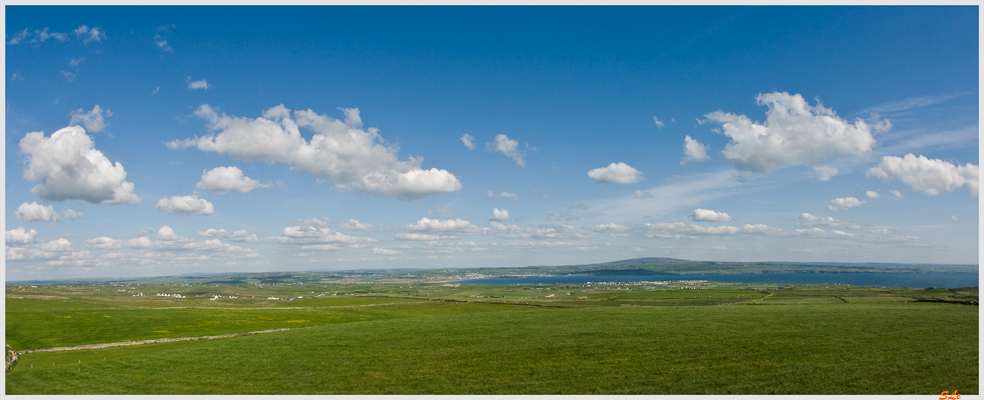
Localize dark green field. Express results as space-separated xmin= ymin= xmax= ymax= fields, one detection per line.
xmin=5 ymin=281 xmax=978 ymax=394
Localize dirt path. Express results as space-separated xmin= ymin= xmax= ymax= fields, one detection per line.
xmin=13 ymin=301 xmax=431 ymax=355
xmin=18 ymin=328 xmax=293 ymax=355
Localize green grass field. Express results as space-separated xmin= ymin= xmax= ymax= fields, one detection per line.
xmin=5 ymin=282 xmax=978 ymax=394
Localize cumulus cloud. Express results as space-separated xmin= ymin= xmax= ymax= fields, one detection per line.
xmin=588 ymin=162 xmax=643 ymax=184
xmin=69 ymin=105 xmax=112 ymax=133
xmin=187 ymin=77 xmax=210 ymax=90
xmin=14 ymin=202 xmax=60 ymax=222
xmin=704 ymin=92 xmax=877 ymax=172
xmin=634 ymin=190 xmax=653 ymax=199
xmin=681 ymin=136 xmax=709 ymax=166
xmin=691 ymin=208 xmax=732 ymax=222
xmin=197 ymin=166 xmax=269 ymax=193
xmin=198 ymin=229 xmax=258 ymax=242
xmin=653 ymin=116 xmax=665 ymax=128
xmin=490 ymin=208 xmax=510 ymax=221
xmin=486 ymin=134 xmax=530 ymax=167
xmin=269 ymin=220 xmax=375 ymax=247
xmin=461 ymin=133 xmax=476 ymax=150
xmin=828 ymin=197 xmax=865 ymax=211
xmin=156 ymin=195 xmax=214 ymax=216
xmin=6 ymin=227 xmax=38 ymax=245
xmin=866 ymin=191 xmax=880 ymax=199
xmin=889 ymin=189 xmax=905 ymax=199
xmin=168 ymin=104 xmax=461 ymax=200
xmin=798 ymin=213 xmax=860 ymax=229
xmin=82 ymin=236 xmax=122 ymax=249
xmin=867 ymin=153 xmax=978 ymax=196
xmin=19 ymin=126 xmax=140 ymax=205
xmin=813 ymin=166 xmax=838 ymax=182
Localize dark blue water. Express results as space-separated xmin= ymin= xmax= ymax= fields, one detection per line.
xmin=452 ymin=272 xmax=979 ymax=288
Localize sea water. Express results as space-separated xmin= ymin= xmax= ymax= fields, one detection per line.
xmin=452 ymin=272 xmax=979 ymax=288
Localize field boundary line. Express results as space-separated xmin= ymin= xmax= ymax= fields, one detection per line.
xmin=18 ymin=328 xmax=293 ymax=355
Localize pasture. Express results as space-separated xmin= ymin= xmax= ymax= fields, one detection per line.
xmin=5 ymin=281 xmax=978 ymax=394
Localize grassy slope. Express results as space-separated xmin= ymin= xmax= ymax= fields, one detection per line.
xmin=7 ymin=302 xmax=977 ymax=394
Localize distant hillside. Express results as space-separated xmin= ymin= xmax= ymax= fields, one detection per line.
xmin=540 ymin=257 xmax=978 ymax=276
xmin=7 ymin=257 xmax=977 ymax=285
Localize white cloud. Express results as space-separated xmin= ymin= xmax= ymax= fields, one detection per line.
xmin=62 ymin=209 xmax=84 ymax=220
xmin=404 ymin=217 xmax=483 ymax=234
xmin=199 ymin=229 xmax=258 ymax=242
xmin=73 ymin=25 xmax=105 ymax=43
xmin=6 ymin=27 xmax=69 ymax=45
xmin=828 ymin=197 xmax=865 ymax=211
xmin=867 ymin=153 xmax=978 ymax=196
xmin=169 ymin=105 xmax=461 ymax=200
xmin=889 ymin=189 xmax=905 ymax=199
xmin=19 ymin=126 xmax=140 ymax=205
xmin=38 ymin=238 xmax=73 ymax=252
xmin=588 ymin=162 xmax=642 ymax=184
xmin=634 ymin=190 xmax=653 ymax=199
xmin=37 ymin=28 xmax=67 ymax=42
xmin=461 ymin=133 xmax=476 ymax=150
xmin=372 ymin=247 xmax=401 ymax=255
xmin=338 ymin=220 xmax=378 ymax=231
xmin=187 ymin=77 xmax=211 ymax=90
xmin=395 ymin=233 xmax=457 ymax=241
xmin=197 ymin=166 xmax=269 ymax=193
xmin=156 ymin=195 xmax=214 ymax=216
xmin=592 ymin=223 xmax=630 ymax=232
xmin=653 ymin=116 xmax=665 ymax=128
xmin=70 ymin=57 xmax=85 ymax=66
xmin=83 ymin=236 xmax=122 ymax=249
xmin=269 ymin=221 xmax=375 ymax=246
xmin=813 ymin=166 xmax=838 ymax=182
xmin=69 ymin=105 xmax=113 ymax=133
xmin=154 ymin=35 xmax=171 ymax=51
xmin=798 ymin=213 xmax=860 ymax=229
xmin=61 ymin=71 xmax=76 ymax=82
xmin=486 ymin=134 xmax=529 ymax=167
xmin=865 ymin=191 xmax=880 ymax=199
xmin=533 ymin=224 xmax=590 ymax=239
xmin=6 ymin=227 xmax=38 ymax=245
xmin=489 ymin=221 xmax=533 ymax=239
xmin=490 ymin=208 xmax=510 ymax=221
xmin=681 ymin=135 xmax=709 ymax=165
xmin=704 ymin=92 xmax=877 ymax=172
xmin=795 ymin=227 xmax=826 ymax=236
xmin=14 ymin=202 xmax=60 ymax=222
xmin=691 ymin=208 xmax=732 ymax=222
xmin=643 ymin=222 xmax=782 ymax=237
xmin=153 ymin=24 xmax=175 ymax=52
xmin=7 ymin=28 xmax=30 ymax=45
xmin=486 ymin=191 xmax=518 ymax=199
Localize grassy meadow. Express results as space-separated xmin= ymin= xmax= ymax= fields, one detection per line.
xmin=5 ymin=280 xmax=979 ymax=394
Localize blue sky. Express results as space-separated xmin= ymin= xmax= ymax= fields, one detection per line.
xmin=5 ymin=6 xmax=979 ymax=281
